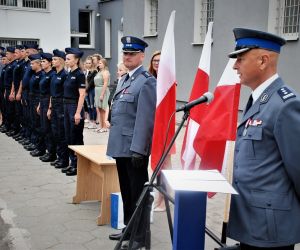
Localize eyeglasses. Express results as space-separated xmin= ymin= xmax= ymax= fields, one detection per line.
xmin=123 ymin=51 xmax=141 ymax=56
xmin=152 ymin=59 xmax=160 ymax=64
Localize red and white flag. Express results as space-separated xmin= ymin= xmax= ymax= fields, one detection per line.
xmin=193 ymin=59 xmax=240 ymax=174
xmin=180 ymin=22 xmax=213 ymax=170
xmin=151 ymin=11 xmax=176 ymax=171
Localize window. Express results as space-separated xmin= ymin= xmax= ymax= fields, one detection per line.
xmin=0 ymin=0 xmax=48 ymax=9
xmin=78 ymin=10 xmax=95 ymax=48
xmin=0 ymin=38 xmax=39 ymax=47
xmin=193 ymin=0 xmax=214 ymax=44
xmin=144 ymin=0 xmax=158 ymax=36
xmin=0 ymin=0 xmax=17 ymax=7
xmin=104 ymin=19 xmax=111 ymax=58
xmin=268 ymin=0 xmax=300 ymax=40
xmin=22 ymin=0 xmax=47 ymax=9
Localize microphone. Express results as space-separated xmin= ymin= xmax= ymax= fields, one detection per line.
xmin=176 ymin=92 xmax=214 ymax=112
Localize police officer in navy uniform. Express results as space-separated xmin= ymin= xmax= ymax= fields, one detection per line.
xmin=3 ymin=46 xmax=18 ymax=136
xmin=0 ymin=52 xmax=9 ymax=132
xmin=63 ymin=48 xmax=85 ymax=176
xmin=227 ymin=28 xmax=300 ymax=250
xmin=27 ymin=53 xmax=47 ymax=156
xmin=37 ymin=52 xmax=56 ymax=162
xmin=49 ymin=49 xmax=69 ymax=169
xmin=12 ymin=45 xmax=27 ymax=140
xmin=107 ymin=36 xmax=156 ymax=250
xmin=19 ymin=44 xmax=39 ymax=147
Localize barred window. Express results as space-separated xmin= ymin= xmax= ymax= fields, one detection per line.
xmin=269 ymin=0 xmax=300 ymax=40
xmin=0 ymin=0 xmax=17 ymax=6
xmin=0 ymin=0 xmax=47 ymax=9
xmin=144 ymin=0 xmax=158 ymax=36
xmin=22 ymin=0 xmax=47 ymax=9
xmin=0 ymin=38 xmax=39 ymax=47
xmin=193 ymin=0 xmax=214 ymax=44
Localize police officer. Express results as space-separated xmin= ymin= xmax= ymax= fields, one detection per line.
xmin=63 ymin=48 xmax=85 ymax=176
xmin=27 ymin=53 xmax=46 ymax=157
xmin=227 ymin=28 xmax=300 ymax=250
xmin=37 ymin=52 xmax=56 ymax=162
xmin=49 ymin=49 xmax=69 ymax=169
xmin=19 ymin=44 xmax=39 ymax=147
xmin=12 ymin=45 xmax=27 ymax=140
xmin=0 ymin=52 xmax=9 ymax=132
xmin=3 ymin=46 xmax=18 ymax=136
xmin=106 ymin=36 xmax=156 ymax=250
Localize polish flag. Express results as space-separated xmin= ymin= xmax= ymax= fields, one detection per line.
xmin=151 ymin=11 xmax=176 ymax=171
xmin=180 ymin=22 xmax=213 ymax=170
xmin=193 ymin=59 xmax=240 ymax=174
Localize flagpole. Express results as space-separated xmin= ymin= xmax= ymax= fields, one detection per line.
xmin=221 ymin=140 xmax=235 ymax=243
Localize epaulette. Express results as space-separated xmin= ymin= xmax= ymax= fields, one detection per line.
xmin=277 ymin=87 xmax=296 ymax=102
xmin=142 ymin=71 xmax=151 ymax=78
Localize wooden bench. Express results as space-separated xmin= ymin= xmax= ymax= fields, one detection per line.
xmin=69 ymin=145 xmax=120 ymax=225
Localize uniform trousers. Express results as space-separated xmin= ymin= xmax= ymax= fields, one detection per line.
xmin=40 ymin=97 xmax=55 ymax=155
xmin=240 ymin=243 xmax=294 ymax=250
xmin=14 ymin=99 xmax=22 ymax=133
xmin=64 ymin=103 xmax=84 ymax=167
xmin=4 ymin=89 xmax=14 ymax=130
xmin=115 ymin=157 xmax=149 ymax=242
xmin=51 ymin=99 xmax=68 ymax=164
xmin=21 ymin=91 xmax=31 ymax=139
xmin=0 ymin=89 xmax=5 ymax=124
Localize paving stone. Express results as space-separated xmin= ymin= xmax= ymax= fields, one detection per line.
xmin=64 ymin=219 xmax=98 ymax=231
xmin=56 ymin=230 xmax=95 ymax=244
xmin=48 ymin=243 xmax=88 ymax=250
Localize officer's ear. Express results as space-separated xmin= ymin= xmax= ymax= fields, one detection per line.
xmin=259 ymin=53 xmax=270 ymax=70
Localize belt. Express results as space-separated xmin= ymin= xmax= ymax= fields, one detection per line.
xmin=29 ymin=92 xmax=39 ymax=97
xmin=63 ymin=98 xmax=78 ymax=104
xmin=40 ymin=94 xmax=50 ymax=98
xmin=52 ymin=97 xmax=63 ymax=102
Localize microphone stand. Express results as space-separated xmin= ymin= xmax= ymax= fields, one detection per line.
xmin=115 ymin=109 xmax=226 ymax=250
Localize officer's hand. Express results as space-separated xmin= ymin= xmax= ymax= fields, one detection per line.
xmin=16 ymin=93 xmax=21 ymax=101
xmin=47 ymin=109 xmax=51 ymax=120
xmin=131 ymin=152 xmax=146 ymax=168
xmin=36 ymin=105 xmax=40 ymax=115
xmin=74 ymin=113 xmax=81 ymax=125
xmin=9 ymin=94 xmax=15 ymax=101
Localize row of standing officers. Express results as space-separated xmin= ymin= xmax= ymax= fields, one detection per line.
xmin=0 ymin=44 xmax=86 ymax=176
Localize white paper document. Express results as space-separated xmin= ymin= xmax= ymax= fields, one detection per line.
xmin=162 ymin=169 xmax=238 ymax=194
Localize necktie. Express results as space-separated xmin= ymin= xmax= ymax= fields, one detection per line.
xmin=244 ymin=95 xmax=253 ymax=113
xmin=121 ymin=73 xmax=129 ymax=86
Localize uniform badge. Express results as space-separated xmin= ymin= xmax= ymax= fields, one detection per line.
xmin=57 ymin=77 xmax=61 ymax=80
xmin=260 ymin=93 xmax=269 ymax=103
xmin=278 ymin=87 xmax=296 ymax=102
xmin=71 ymin=76 xmax=76 ymax=79
xmin=126 ymin=36 xmax=131 ymax=43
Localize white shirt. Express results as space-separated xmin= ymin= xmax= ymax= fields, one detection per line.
xmin=252 ymin=73 xmax=279 ymax=103
xmin=128 ymin=65 xmax=143 ymax=77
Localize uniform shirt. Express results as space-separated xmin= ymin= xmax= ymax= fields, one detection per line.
xmin=252 ymin=73 xmax=279 ymax=103
xmin=4 ymin=60 xmax=17 ymax=90
xmin=29 ymin=70 xmax=42 ymax=95
xmin=13 ymin=59 xmax=26 ymax=90
xmin=21 ymin=60 xmax=32 ymax=91
xmin=50 ymin=69 xmax=67 ymax=98
xmin=39 ymin=69 xmax=55 ymax=96
xmin=63 ymin=67 xmax=85 ymax=99
xmin=0 ymin=64 xmax=8 ymax=91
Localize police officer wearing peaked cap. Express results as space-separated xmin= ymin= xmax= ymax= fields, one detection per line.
xmin=62 ymin=47 xmax=85 ymax=176
xmin=106 ymin=36 xmax=156 ymax=250
xmin=49 ymin=49 xmax=69 ymax=169
xmin=227 ymin=28 xmax=300 ymax=250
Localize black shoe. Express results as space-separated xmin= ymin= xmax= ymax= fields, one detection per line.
xmin=120 ymin=241 xmax=145 ymax=250
xmin=39 ymin=153 xmax=49 ymax=161
xmin=6 ymin=130 xmax=15 ymax=136
xmin=41 ymin=154 xmax=56 ymax=162
xmin=109 ymin=232 xmax=130 ymax=241
xmin=30 ymin=150 xmax=45 ymax=157
xmin=65 ymin=167 xmax=77 ymax=176
xmin=61 ymin=166 xmax=72 ymax=173
xmin=15 ymin=135 xmax=24 ymax=141
xmin=54 ymin=162 xmax=68 ymax=169
xmin=50 ymin=159 xmax=60 ymax=166
xmin=21 ymin=140 xmax=31 ymax=146
xmin=24 ymin=145 xmax=36 ymax=151
xmin=0 ymin=127 xmax=8 ymax=133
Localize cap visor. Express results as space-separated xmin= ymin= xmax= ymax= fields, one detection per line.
xmin=122 ymin=49 xmax=142 ymax=53
xmin=228 ymin=48 xmax=251 ymax=58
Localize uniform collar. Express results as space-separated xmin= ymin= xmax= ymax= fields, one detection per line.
xmin=252 ymin=73 xmax=279 ymax=103
xmin=128 ymin=65 xmax=143 ymax=77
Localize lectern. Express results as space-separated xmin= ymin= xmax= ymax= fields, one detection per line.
xmin=162 ymin=170 xmax=238 ymax=250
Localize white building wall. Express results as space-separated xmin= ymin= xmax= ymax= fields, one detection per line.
xmin=0 ymin=0 xmax=70 ymax=51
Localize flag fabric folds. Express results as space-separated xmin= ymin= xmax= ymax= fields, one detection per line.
xmin=151 ymin=11 xmax=176 ymax=171
xmin=193 ymin=59 xmax=241 ymax=173
xmin=180 ymin=22 xmax=213 ymax=170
